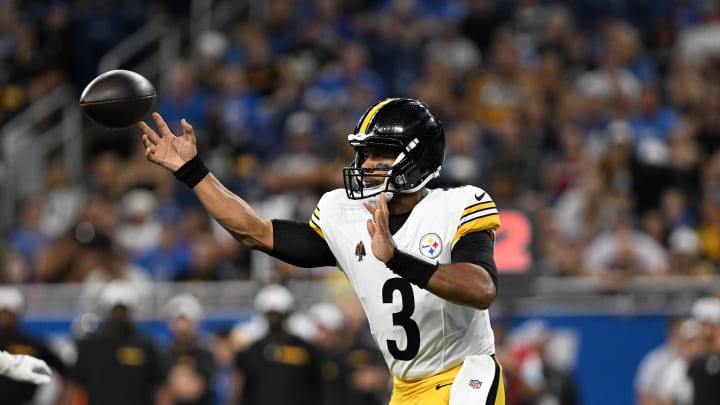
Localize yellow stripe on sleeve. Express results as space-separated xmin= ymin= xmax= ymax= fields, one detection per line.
xmin=309 ymin=218 xmax=325 ymax=240
xmin=460 ymin=201 xmax=496 ymax=219
xmin=358 ymin=98 xmax=397 ymax=134
xmin=451 ymin=213 xmax=501 ymax=247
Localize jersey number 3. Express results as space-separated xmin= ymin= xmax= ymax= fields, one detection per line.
xmin=382 ymin=278 xmax=420 ymax=360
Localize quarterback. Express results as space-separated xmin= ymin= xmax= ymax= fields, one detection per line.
xmin=139 ymin=98 xmax=504 ymax=404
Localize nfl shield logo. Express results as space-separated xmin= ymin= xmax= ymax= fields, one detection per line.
xmin=468 ymin=379 xmax=482 ymax=389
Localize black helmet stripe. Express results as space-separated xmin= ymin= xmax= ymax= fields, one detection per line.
xmin=357 ymin=98 xmax=398 ymax=135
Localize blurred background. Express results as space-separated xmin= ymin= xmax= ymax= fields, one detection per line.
xmin=2 ymin=0 xmax=720 ymax=404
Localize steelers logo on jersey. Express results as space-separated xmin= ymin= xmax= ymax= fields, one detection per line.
xmin=419 ymin=233 xmax=442 ymax=259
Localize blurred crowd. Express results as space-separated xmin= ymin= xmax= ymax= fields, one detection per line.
xmin=0 ymin=281 xmax=586 ymax=405
xmin=0 ymin=282 xmax=394 ymax=405
xmin=4 ymin=2 xmax=720 ymax=404
xmin=3 ymin=0 xmax=720 ymax=289
xmin=634 ymin=295 xmax=720 ymax=405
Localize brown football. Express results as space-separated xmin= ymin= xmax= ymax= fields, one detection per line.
xmin=79 ymin=70 xmax=156 ymax=129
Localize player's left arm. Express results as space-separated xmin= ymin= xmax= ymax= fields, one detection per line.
xmin=426 ymin=231 xmax=497 ymax=309
xmin=365 ymin=192 xmax=498 ymax=310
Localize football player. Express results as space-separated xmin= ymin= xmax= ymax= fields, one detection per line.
xmin=139 ymin=98 xmax=504 ymax=405
xmin=0 ymin=350 xmax=52 ymax=384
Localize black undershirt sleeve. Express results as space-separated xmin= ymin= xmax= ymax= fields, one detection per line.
xmin=270 ymin=219 xmax=337 ymax=268
xmin=451 ymin=230 xmax=498 ymax=288
xmin=271 ymin=219 xmax=496 ymax=284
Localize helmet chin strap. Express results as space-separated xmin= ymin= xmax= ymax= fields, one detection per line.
xmin=364 ymin=186 xmax=395 ymax=208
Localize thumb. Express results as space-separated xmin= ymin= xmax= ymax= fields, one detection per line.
xmin=366 ymin=219 xmax=376 ymax=237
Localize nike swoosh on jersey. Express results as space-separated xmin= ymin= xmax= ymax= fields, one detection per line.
xmin=435 ymin=382 xmax=453 ymax=390
xmin=474 ymin=192 xmax=486 ymax=201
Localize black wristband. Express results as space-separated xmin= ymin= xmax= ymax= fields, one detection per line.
xmin=384 ymin=248 xmax=439 ymax=288
xmin=173 ymin=155 xmax=209 ymax=189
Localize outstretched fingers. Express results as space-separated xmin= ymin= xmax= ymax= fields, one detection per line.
xmin=181 ymin=119 xmax=196 ymax=145
xmin=152 ymin=112 xmax=175 ymax=139
xmin=142 ymin=134 xmax=156 ymax=155
xmin=138 ymin=121 xmax=162 ymax=145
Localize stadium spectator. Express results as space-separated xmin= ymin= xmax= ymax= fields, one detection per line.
xmin=629 ymin=85 xmax=680 ymax=149
xmin=5 ymin=196 xmax=51 ymax=280
xmin=667 ymin=226 xmax=714 ymax=276
xmin=635 ymin=316 xmax=688 ymax=405
xmin=35 ymin=198 xmax=119 ymax=283
xmin=194 ymin=30 xmax=230 ymax=94
xmin=698 ymin=198 xmax=720 ymax=265
xmin=0 ymin=286 xmax=70 ymax=405
xmin=115 ymin=189 xmax=163 ymax=256
xmin=77 ymin=230 xmax=152 ymax=310
xmin=38 ymin=158 xmax=87 ymax=239
xmin=424 ymin=17 xmax=480 ymax=80
xmin=582 ymin=208 xmax=669 ymax=286
xmin=687 ymin=347 xmax=720 ymax=404
xmin=84 ymin=151 xmax=135 ymax=201
xmin=231 ymin=283 xmax=322 ymax=405
xmin=308 ymin=301 xmax=389 ymax=405
xmin=651 ymin=297 xmax=720 ymax=405
xmin=70 ymin=280 xmax=167 ymax=405
xmin=465 ymin=30 xmax=539 ymax=134
xmin=687 ymin=297 xmax=720 ymax=404
xmin=163 ymin=293 xmax=215 ymax=405
xmin=132 ymin=212 xmax=194 ymax=281
xmin=654 ymin=318 xmax=702 ymax=405
xmin=689 ymin=296 xmax=720 ymax=355
xmin=209 ymin=329 xmax=235 ymax=405
xmin=155 ymin=60 xmax=211 ymax=143
xmin=575 ymin=33 xmax=641 ymax=105
xmin=439 ymin=120 xmax=485 ymax=188
xmin=508 ymin=320 xmax=581 ymax=405
xmin=212 ymin=63 xmax=270 ymax=157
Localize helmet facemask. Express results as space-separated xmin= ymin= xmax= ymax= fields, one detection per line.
xmin=343 ymin=137 xmax=441 ymax=200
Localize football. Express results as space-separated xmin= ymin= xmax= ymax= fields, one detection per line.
xmin=79 ymin=69 xmax=156 ymax=129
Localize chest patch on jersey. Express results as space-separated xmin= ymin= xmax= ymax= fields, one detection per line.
xmin=419 ymin=233 xmax=442 ymax=259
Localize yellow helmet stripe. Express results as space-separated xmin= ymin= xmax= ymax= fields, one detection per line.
xmin=358 ymin=98 xmax=398 ymax=134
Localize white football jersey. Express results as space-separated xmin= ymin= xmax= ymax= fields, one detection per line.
xmin=308 ymin=185 xmax=501 ymax=381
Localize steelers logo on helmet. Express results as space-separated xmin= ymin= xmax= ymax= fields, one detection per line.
xmin=419 ymin=233 xmax=443 ymax=259
xmin=343 ymin=98 xmax=445 ymax=200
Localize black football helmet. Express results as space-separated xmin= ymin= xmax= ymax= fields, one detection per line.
xmin=343 ymin=98 xmax=445 ymax=200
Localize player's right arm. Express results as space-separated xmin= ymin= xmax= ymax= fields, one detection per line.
xmin=139 ymin=113 xmax=336 ymax=268
xmin=193 ymin=173 xmax=274 ymax=250
xmin=139 ymin=114 xmax=273 ymax=251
